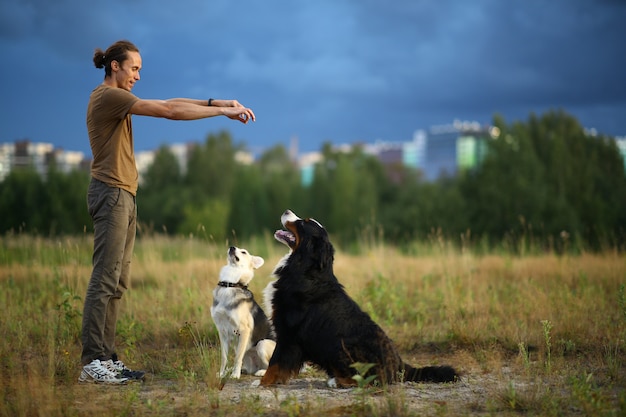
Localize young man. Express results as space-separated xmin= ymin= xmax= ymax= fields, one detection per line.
xmin=79 ymin=40 xmax=256 ymax=384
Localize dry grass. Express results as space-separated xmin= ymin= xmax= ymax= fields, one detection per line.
xmin=0 ymin=235 xmax=625 ymax=416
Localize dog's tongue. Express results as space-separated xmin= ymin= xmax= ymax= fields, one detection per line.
xmin=274 ymin=230 xmax=295 ymax=247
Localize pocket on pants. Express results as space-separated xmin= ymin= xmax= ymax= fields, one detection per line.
xmin=87 ymin=180 xmax=121 ymax=219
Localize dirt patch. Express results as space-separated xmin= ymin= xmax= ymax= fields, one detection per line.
xmin=72 ymin=353 xmax=599 ymax=416
xmin=215 ymin=363 xmax=519 ymax=416
xmin=133 ymin=357 xmax=521 ymax=416
xmin=220 ymin=375 xmax=478 ymax=414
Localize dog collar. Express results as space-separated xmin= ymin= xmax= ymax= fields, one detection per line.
xmin=217 ymin=281 xmax=248 ymax=290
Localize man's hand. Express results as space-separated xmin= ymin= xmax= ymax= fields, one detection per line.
xmin=213 ymin=99 xmax=255 ymax=123
xmin=224 ymin=107 xmax=256 ymax=123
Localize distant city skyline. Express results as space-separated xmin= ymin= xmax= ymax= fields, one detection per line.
xmin=4 ymin=118 xmax=624 ymax=186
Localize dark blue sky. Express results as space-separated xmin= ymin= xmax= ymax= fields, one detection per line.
xmin=1 ymin=0 xmax=625 ymax=156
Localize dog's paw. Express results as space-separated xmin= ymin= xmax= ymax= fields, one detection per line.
xmin=327 ymin=378 xmax=337 ymax=388
xmin=250 ymin=379 xmax=261 ymax=387
xmin=253 ymin=369 xmax=266 ymax=377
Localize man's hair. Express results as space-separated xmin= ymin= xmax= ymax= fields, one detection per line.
xmin=93 ymin=40 xmax=139 ymax=77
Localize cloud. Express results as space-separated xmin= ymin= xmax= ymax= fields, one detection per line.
xmin=1 ymin=0 xmax=625 ymax=155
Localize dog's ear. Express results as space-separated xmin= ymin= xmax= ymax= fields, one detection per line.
xmin=252 ymin=256 xmax=265 ymax=269
xmin=316 ymin=234 xmax=334 ymax=271
xmin=300 ymin=224 xmax=334 ymax=272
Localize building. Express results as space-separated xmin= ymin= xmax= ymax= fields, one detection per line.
xmin=0 ymin=143 xmax=15 ymax=181
xmin=419 ymin=120 xmax=495 ymax=181
xmin=402 ymin=129 xmax=427 ymax=169
xmin=616 ymin=136 xmax=626 ymax=170
xmin=0 ymin=140 xmax=86 ymax=181
xmin=299 ymin=151 xmax=323 ymax=187
xmin=360 ymin=121 xmax=496 ymax=181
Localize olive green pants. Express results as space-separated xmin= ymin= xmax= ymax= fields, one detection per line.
xmin=81 ymin=178 xmax=136 ymax=365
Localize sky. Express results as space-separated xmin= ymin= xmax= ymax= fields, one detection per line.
xmin=1 ymin=0 xmax=625 ymax=157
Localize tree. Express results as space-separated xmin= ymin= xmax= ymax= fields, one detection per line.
xmin=227 ymin=144 xmax=303 ymax=240
xmin=460 ymin=111 xmax=626 ymax=251
xmin=185 ymin=131 xmax=239 ymax=202
xmin=138 ymin=145 xmax=185 ymax=234
xmin=179 ymin=198 xmax=230 ymax=242
xmin=460 ymin=114 xmax=554 ymax=249
xmin=307 ymin=143 xmax=384 ymax=243
xmin=227 ymin=163 xmax=272 ymax=240
xmin=44 ymin=166 xmax=90 ymax=235
xmin=0 ymin=168 xmax=46 ymax=233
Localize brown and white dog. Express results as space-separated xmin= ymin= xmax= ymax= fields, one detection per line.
xmin=211 ymin=246 xmax=275 ymax=379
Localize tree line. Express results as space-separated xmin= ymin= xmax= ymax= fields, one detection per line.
xmin=1 ymin=110 xmax=625 ymax=252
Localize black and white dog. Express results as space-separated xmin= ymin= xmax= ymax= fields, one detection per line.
xmin=261 ymin=210 xmax=458 ymax=387
xmin=211 ymin=246 xmax=276 ymax=379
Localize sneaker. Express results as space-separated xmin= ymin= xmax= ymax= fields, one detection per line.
xmin=78 ymin=359 xmax=129 ymax=384
xmin=104 ymin=354 xmax=146 ymax=380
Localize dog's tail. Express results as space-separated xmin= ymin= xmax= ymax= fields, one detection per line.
xmin=403 ymin=363 xmax=458 ymax=383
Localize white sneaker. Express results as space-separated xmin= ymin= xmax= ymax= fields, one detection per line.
xmin=103 ymin=356 xmax=146 ymax=380
xmin=78 ymin=359 xmax=129 ymax=384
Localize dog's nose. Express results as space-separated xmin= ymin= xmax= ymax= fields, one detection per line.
xmin=228 ymin=246 xmax=236 ymax=254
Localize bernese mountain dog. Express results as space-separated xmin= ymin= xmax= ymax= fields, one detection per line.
xmin=260 ymin=209 xmax=458 ymax=387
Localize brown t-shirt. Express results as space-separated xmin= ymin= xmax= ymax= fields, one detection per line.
xmin=86 ymin=85 xmax=140 ymax=195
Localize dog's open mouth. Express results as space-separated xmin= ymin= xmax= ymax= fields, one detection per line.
xmin=274 ymin=229 xmax=296 ymax=248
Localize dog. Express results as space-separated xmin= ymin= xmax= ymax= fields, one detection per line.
xmin=261 ymin=242 xmax=291 ymax=324
xmin=260 ymin=210 xmax=458 ymax=387
xmin=210 ymin=246 xmax=276 ymax=379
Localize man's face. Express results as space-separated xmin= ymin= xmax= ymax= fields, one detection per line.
xmin=112 ymin=51 xmax=142 ymax=91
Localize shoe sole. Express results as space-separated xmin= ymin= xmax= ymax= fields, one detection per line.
xmin=78 ymin=374 xmax=129 ymax=385
xmin=78 ymin=378 xmax=129 ymax=384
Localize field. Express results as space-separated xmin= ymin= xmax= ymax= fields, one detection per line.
xmin=1 ymin=234 xmax=625 ymax=416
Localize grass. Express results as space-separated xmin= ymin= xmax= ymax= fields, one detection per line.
xmin=0 ymin=234 xmax=625 ymax=416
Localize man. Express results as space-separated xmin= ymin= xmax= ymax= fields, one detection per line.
xmin=79 ymin=39 xmax=255 ymax=384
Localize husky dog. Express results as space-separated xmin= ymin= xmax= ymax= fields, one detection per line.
xmin=211 ymin=246 xmax=276 ymax=379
